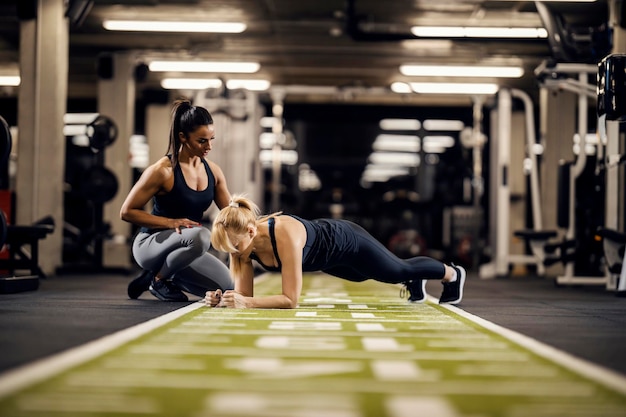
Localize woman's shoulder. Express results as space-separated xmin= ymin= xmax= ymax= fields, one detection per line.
xmin=205 ymin=158 xmax=225 ymax=176
xmin=274 ymin=215 xmax=307 ymax=236
xmin=144 ymin=156 xmax=173 ymax=182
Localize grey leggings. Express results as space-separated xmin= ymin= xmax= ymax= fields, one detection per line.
xmin=132 ymin=226 xmax=234 ymax=297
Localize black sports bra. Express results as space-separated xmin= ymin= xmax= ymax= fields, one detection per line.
xmin=249 ymin=217 xmax=282 ymax=272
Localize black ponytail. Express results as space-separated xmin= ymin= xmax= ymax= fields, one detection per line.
xmin=166 ymin=98 xmax=214 ymax=168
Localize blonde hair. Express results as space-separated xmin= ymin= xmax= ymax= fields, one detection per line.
xmin=211 ymin=194 xmax=261 ymax=253
xmin=212 ymin=195 xmax=283 ymax=278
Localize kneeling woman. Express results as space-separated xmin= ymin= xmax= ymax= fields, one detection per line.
xmin=205 ymin=195 xmax=466 ymax=309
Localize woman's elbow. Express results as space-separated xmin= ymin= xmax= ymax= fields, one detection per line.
xmin=284 ymin=297 xmax=298 ymax=309
xmin=120 ymin=206 xmax=134 ymax=223
xmin=119 ymin=208 xmax=129 ymax=222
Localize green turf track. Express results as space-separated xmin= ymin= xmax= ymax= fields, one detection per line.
xmin=1 ymin=273 xmax=625 ymax=417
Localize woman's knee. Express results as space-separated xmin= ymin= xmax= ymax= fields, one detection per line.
xmin=184 ymin=227 xmax=212 ymax=252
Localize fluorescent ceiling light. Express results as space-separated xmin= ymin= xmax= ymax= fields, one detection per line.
xmin=226 ymin=79 xmax=271 ymax=91
xmin=424 ymin=135 xmax=455 ymax=148
xmin=149 ymin=61 xmax=260 ymax=73
xmin=362 ymin=165 xmax=411 ymax=182
xmin=423 ymin=119 xmax=465 ymax=131
xmin=103 ymin=20 xmax=246 ymax=33
xmin=390 ymin=82 xmax=412 ymax=93
xmin=372 ymin=134 xmax=420 ymax=153
xmin=411 ymin=26 xmax=547 ymax=38
xmin=259 ymin=132 xmax=284 ymax=149
xmin=160 ymin=78 xmax=222 ymax=90
xmin=64 ymin=113 xmax=99 ymax=125
xmin=410 ymin=82 xmax=498 ymax=95
xmin=369 ymin=152 xmax=420 ymax=167
xmin=379 ymin=119 xmax=421 ymax=131
xmin=260 ymin=149 xmax=298 ymax=166
xmin=0 ymin=76 xmax=20 ymax=86
xmin=400 ymin=65 xmax=524 ymax=78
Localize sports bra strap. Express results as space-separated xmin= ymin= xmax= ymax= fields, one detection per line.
xmin=267 ymin=217 xmax=282 ymax=269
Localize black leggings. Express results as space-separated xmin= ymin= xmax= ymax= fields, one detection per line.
xmin=320 ymin=222 xmax=445 ymax=284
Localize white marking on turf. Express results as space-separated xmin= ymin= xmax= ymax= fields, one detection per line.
xmin=223 ymin=357 xmax=362 ymax=378
xmin=355 ymin=323 xmax=388 ymax=332
xmin=302 ymin=297 xmax=352 ymax=303
xmin=269 ymin=321 xmax=342 ymax=330
xmin=386 ymin=396 xmax=460 ymax=417
xmin=361 ymin=337 xmax=411 ymax=352
xmin=295 ymin=311 xmax=318 ymax=317
xmin=255 ymin=336 xmax=346 ymax=350
xmin=207 ymin=392 xmax=359 ymax=416
xmin=0 ymin=301 xmax=205 ymax=399
xmin=439 ymin=303 xmax=626 ymax=396
xmin=351 ymin=312 xmax=376 ymax=318
xmin=348 ymin=304 xmax=372 ymax=309
xmin=371 ymin=360 xmax=422 ymax=380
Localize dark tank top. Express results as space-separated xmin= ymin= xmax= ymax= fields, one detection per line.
xmin=141 ymin=157 xmax=215 ymax=233
xmin=249 ymin=215 xmax=358 ymax=272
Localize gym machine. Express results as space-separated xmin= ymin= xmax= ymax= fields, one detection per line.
xmin=0 ymin=115 xmax=55 ymax=293
xmin=58 ymin=114 xmax=123 ymax=273
xmin=596 ymin=53 xmax=626 ymax=296
xmin=535 ymin=63 xmax=607 ymax=286
xmin=479 ymin=88 xmax=555 ymax=279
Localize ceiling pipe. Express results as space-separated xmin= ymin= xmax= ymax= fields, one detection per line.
xmin=345 ymin=0 xmax=414 ymax=42
xmin=345 ymin=0 xmax=546 ymax=43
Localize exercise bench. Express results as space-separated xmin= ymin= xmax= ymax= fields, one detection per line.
xmin=0 ymin=210 xmax=54 ymax=293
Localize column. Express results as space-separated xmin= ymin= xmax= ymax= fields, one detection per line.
xmin=98 ymin=53 xmax=136 ymax=269
xmin=16 ymin=0 xmax=68 ymax=275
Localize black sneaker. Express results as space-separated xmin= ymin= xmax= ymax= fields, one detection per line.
xmin=149 ymin=278 xmax=189 ymax=302
xmin=400 ymin=279 xmax=427 ymax=303
xmin=439 ymin=264 xmax=466 ymax=305
xmin=127 ymin=269 xmax=154 ymax=299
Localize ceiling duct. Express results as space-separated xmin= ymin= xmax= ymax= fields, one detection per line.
xmin=345 ymin=0 xmax=414 ymax=42
xmin=535 ymin=1 xmax=611 ymax=63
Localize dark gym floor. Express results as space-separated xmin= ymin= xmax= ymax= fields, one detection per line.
xmin=0 ymin=269 xmax=625 ymax=377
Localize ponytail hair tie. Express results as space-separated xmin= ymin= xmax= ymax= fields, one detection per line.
xmin=228 ymin=200 xmax=239 ymax=208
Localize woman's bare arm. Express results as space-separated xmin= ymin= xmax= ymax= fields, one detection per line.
xmin=219 ymin=218 xmax=306 ymax=309
xmin=120 ymin=157 xmax=201 ymax=233
xmin=207 ymin=160 xmax=231 ymax=210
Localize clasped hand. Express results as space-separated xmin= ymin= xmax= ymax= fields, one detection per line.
xmin=204 ymin=289 xmax=247 ymax=308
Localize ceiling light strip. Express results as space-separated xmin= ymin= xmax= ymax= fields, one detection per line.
xmin=400 ymin=65 xmax=524 ymax=78
xmin=149 ymin=61 xmax=260 ymax=73
xmin=103 ymin=20 xmax=246 ymax=33
xmin=160 ymin=78 xmax=222 ymax=90
xmin=0 ymin=76 xmax=20 ymax=86
xmin=411 ymin=26 xmax=547 ymax=39
xmin=410 ymin=82 xmax=499 ymax=95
